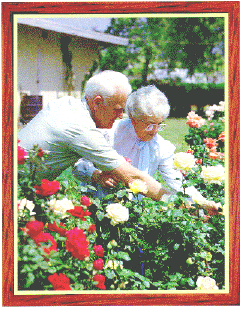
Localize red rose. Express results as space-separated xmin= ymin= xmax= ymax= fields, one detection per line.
xmin=34 ymin=179 xmax=60 ymax=197
xmin=187 ymin=149 xmax=194 ymax=155
xmin=87 ymin=224 xmax=96 ymax=233
xmin=47 ymin=222 xmax=66 ymax=236
xmin=196 ymin=159 xmax=203 ymax=165
xmin=25 ymin=220 xmax=44 ymax=238
xmin=93 ymin=274 xmax=106 ymax=290
xmin=48 ymin=273 xmax=71 ymax=290
xmin=65 ymin=228 xmax=90 ymax=260
xmin=68 ymin=206 xmax=91 ymax=221
xmin=93 ymin=245 xmax=104 ymax=257
xmin=37 ymin=148 xmax=44 ymax=158
xmin=93 ymin=258 xmax=104 ymax=270
xmin=18 ymin=145 xmax=27 ymax=165
xmin=80 ymin=196 xmax=92 ymax=207
xmin=33 ymin=232 xmax=57 ymax=254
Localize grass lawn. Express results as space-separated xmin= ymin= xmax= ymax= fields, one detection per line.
xmin=159 ymin=117 xmax=189 ymax=153
xmin=154 ymin=117 xmax=189 ymax=186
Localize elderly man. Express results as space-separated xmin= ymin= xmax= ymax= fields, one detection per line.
xmin=18 ymin=71 xmax=173 ymax=201
xmin=74 ymin=85 xmax=221 ymax=215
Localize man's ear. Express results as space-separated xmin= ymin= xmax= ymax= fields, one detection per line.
xmin=92 ymin=95 xmax=104 ymax=110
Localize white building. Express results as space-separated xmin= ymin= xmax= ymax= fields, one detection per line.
xmin=17 ymin=18 xmax=128 ymax=123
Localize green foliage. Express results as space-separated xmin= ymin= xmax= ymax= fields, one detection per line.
xmin=17 ymin=100 xmax=225 ymax=291
xmin=96 ymin=17 xmax=224 ymax=82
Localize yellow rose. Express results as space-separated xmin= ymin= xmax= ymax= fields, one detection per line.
xmin=129 ymin=180 xmax=148 ymax=194
xmin=200 ymin=165 xmax=225 ymax=185
xmin=196 ymin=276 xmax=219 ymax=290
xmin=106 ymin=203 xmax=129 ymax=226
xmin=173 ymin=152 xmax=196 ymax=173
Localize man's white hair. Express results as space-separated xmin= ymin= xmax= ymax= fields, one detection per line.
xmin=84 ymin=70 xmax=132 ymax=103
xmin=125 ymin=85 xmax=170 ymax=120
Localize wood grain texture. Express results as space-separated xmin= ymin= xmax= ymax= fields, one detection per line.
xmin=2 ymin=1 xmax=239 ymax=306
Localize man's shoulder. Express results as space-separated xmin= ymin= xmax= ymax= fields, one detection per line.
xmin=47 ymin=96 xmax=82 ymax=109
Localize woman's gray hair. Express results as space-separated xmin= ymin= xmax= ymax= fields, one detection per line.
xmin=125 ymin=85 xmax=170 ymax=120
xmin=84 ymin=70 xmax=132 ymax=104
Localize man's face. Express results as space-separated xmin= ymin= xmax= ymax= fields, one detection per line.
xmin=94 ymin=91 xmax=128 ymax=129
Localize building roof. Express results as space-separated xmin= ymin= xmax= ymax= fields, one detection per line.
xmin=17 ymin=18 xmax=129 ymax=46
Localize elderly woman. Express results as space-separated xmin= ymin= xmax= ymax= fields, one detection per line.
xmin=74 ymin=85 xmax=220 ymax=215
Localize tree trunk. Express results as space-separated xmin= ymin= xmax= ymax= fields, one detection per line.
xmin=142 ymin=47 xmax=152 ymax=85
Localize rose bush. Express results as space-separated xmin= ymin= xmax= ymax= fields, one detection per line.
xmin=17 ymin=101 xmax=225 ymax=291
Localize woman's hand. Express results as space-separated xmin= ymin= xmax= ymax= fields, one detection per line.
xmin=92 ymin=170 xmax=119 ymax=188
xmin=202 ymin=200 xmax=222 ymax=216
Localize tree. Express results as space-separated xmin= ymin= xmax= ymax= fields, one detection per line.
xmin=83 ymin=17 xmax=224 ymax=89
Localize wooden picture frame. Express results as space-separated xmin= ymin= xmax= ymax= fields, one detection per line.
xmin=2 ymin=1 xmax=239 ymax=306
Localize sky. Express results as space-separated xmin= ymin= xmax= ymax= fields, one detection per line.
xmin=47 ymin=17 xmax=112 ymax=32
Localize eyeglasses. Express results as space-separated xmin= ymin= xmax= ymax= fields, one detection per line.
xmin=141 ymin=120 xmax=167 ymax=132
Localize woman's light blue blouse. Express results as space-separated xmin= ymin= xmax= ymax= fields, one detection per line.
xmin=73 ymin=118 xmax=200 ymax=200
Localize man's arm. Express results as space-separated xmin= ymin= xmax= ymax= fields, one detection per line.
xmin=110 ymin=161 xmax=174 ymax=201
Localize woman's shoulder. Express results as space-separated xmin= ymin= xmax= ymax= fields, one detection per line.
xmin=112 ymin=118 xmax=132 ymax=133
xmin=155 ymin=134 xmax=176 ymax=157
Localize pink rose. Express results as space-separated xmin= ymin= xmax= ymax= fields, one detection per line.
xmin=18 ymin=145 xmax=27 ymax=165
xmin=80 ymin=196 xmax=92 ymax=207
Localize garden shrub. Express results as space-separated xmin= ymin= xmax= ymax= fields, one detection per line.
xmin=17 ymin=100 xmax=225 ymax=291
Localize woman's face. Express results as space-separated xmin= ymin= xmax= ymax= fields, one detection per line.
xmin=130 ymin=115 xmax=163 ymax=142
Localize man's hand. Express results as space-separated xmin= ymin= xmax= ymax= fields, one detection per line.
xmin=92 ymin=170 xmax=119 ymax=188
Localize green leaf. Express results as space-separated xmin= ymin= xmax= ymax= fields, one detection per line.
xmin=116 ymin=251 xmax=131 ymax=261
xmin=48 ymin=267 xmax=57 ymax=274
xmin=117 ymin=268 xmax=133 ymax=278
xmin=96 ymin=210 xmax=105 ymax=221
xmin=38 ymin=261 xmax=49 ymax=270
xmin=173 ymin=243 xmax=180 ymax=250
xmin=104 ymin=269 xmax=116 ymax=279
xmin=187 ymin=278 xmax=195 ymax=287
xmin=26 ymin=272 xmax=35 ymax=288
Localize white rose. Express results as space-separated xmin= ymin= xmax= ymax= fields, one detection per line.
xmin=106 ymin=203 xmax=129 ymax=226
xmin=18 ymin=198 xmax=36 ymax=216
xmin=105 ymin=260 xmax=123 ymax=270
xmin=200 ymin=165 xmax=225 ymax=185
xmin=196 ymin=276 xmax=219 ymax=290
xmin=47 ymin=198 xmax=74 ymax=218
